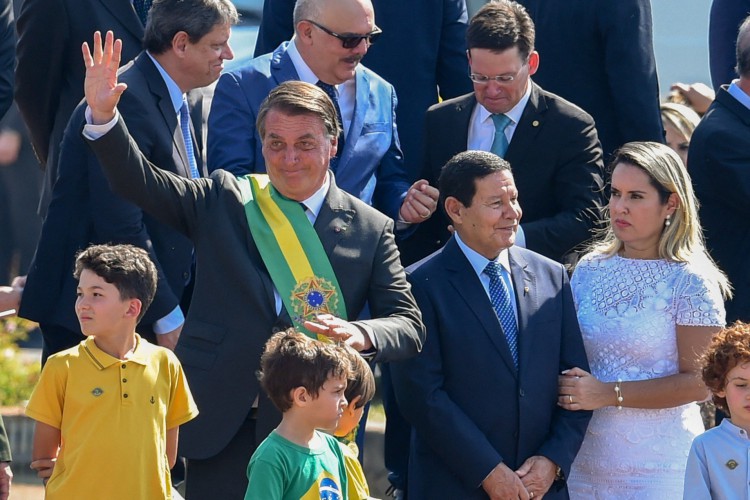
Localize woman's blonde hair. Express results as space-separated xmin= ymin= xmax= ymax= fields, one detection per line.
xmin=591 ymin=141 xmax=731 ymax=297
xmin=660 ymin=102 xmax=701 ymax=141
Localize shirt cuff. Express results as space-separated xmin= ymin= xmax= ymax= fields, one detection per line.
xmin=83 ymin=107 xmax=119 ymax=139
xmin=515 ymin=224 xmax=526 ymax=248
xmin=153 ymin=305 xmax=185 ymax=334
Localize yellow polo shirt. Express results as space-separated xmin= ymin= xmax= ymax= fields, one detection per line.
xmin=26 ymin=335 xmax=198 ymax=500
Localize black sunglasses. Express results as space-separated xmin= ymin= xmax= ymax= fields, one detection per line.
xmin=306 ymin=19 xmax=382 ymax=49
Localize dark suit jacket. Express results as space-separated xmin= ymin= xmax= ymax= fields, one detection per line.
xmin=19 ymin=53 xmax=201 ymax=351
xmin=517 ymin=0 xmax=663 ymax=157
xmin=0 ymin=0 xmax=13 ymax=122
xmin=709 ymin=0 xmax=750 ymax=89
xmin=392 ymin=239 xmax=591 ymax=499
xmin=400 ymin=85 xmax=605 ymax=265
xmin=14 ymin=0 xmax=144 ymax=215
xmin=85 ymin=117 xmax=425 ymax=459
xmin=688 ymin=86 xmax=750 ymax=323
xmin=253 ymin=0 xmax=472 ymax=177
xmin=207 ymin=41 xmax=409 ymax=221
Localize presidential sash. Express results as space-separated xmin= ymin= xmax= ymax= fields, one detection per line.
xmin=237 ymin=174 xmax=347 ymax=340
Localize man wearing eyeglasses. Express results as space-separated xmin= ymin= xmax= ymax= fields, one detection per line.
xmin=399 ymin=0 xmax=606 ymax=267
xmin=207 ymin=0 xmax=437 ymax=226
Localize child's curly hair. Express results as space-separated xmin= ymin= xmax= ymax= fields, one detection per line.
xmin=702 ymin=321 xmax=750 ymax=414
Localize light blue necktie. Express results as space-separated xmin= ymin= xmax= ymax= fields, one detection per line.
xmin=485 ymin=260 xmax=519 ymax=368
xmin=179 ymin=97 xmax=200 ymax=179
xmin=490 ymin=113 xmax=512 ymax=158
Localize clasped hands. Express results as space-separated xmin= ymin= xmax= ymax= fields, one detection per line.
xmin=483 ymin=456 xmax=557 ymax=500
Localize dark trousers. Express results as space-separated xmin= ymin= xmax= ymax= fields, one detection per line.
xmin=185 ymin=415 xmax=256 ymax=500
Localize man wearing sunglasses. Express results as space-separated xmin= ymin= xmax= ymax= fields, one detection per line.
xmin=400 ymin=0 xmax=606 ymax=267
xmin=206 ymin=0 xmax=437 ymax=226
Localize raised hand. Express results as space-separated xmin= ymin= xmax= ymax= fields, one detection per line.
xmin=81 ymin=30 xmax=128 ymax=124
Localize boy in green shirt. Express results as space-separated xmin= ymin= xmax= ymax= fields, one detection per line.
xmin=245 ymin=329 xmax=350 ymax=499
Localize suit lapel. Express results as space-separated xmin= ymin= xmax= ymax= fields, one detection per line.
xmin=97 ymin=0 xmax=145 ymax=41
xmin=443 ymin=239 xmax=518 ymax=376
xmin=313 ymin=178 xmax=355 ymax=257
xmin=717 ymin=86 xmax=750 ymax=127
xmin=270 ymin=43 xmax=302 ymax=86
xmin=505 ymin=82 xmax=546 ymax=165
xmin=508 ymin=247 xmax=535 ymax=372
xmin=338 ymin=68 xmax=369 ymax=170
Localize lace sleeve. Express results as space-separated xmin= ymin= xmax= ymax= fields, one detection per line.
xmin=674 ymin=267 xmax=726 ymax=327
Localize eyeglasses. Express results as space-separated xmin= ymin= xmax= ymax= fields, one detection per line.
xmin=306 ymin=19 xmax=382 ymax=49
xmin=469 ymin=64 xmax=528 ymax=85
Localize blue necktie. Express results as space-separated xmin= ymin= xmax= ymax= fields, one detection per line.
xmin=133 ymin=0 xmax=152 ymax=26
xmin=179 ymin=97 xmax=200 ymax=179
xmin=485 ymin=260 xmax=519 ymax=367
xmin=490 ymin=113 xmax=512 ymax=158
xmin=316 ymin=81 xmax=345 ymax=171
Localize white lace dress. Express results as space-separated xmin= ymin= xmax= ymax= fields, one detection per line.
xmin=567 ymin=253 xmax=725 ymax=499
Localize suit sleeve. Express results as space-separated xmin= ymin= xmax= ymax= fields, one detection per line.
xmin=709 ymin=0 xmax=750 ymax=90
xmin=435 ymin=0 xmax=472 ymax=100
xmin=254 ymin=0 xmax=294 ymax=58
xmin=390 ymin=275 xmax=505 ymax=489
xmin=599 ymin=0 xmax=663 ymax=146
xmin=534 ymin=267 xmax=592 ymax=477
xmin=207 ymin=71 xmax=259 ymax=175
xmin=371 ymin=85 xmax=410 ymax=221
xmin=85 ymin=116 xmax=213 ymax=240
xmin=0 ymin=0 xmax=14 ymax=122
xmin=354 ymin=218 xmax=425 ymax=362
xmin=79 ymin=99 xmax=183 ymax=325
xmin=15 ymin=0 xmax=68 ymax=164
xmin=522 ymin=110 xmax=605 ymax=259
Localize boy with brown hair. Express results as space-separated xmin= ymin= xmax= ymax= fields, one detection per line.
xmin=245 ymin=329 xmax=350 ymax=499
xmin=26 ymin=244 xmax=198 ymax=499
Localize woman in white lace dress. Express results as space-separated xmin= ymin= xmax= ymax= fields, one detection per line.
xmin=558 ymin=142 xmax=731 ymax=499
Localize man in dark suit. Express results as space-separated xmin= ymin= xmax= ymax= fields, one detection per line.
xmin=15 ymin=0 xmax=145 ymax=217
xmin=690 ymin=15 xmax=750 ymax=324
xmin=253 ymin=0 xmax=472 ymax=179
xmin=517 ymin=0 xmax=663 ymax=158
xmin=392 ymin=150 xmax=591 ymax=499
xmin=709 ymin=0 xmax=750 ymax=89
xmin=18 ymin=0 xmax=238 ymax=360
xmin=400 ymin=0 xmax=605 ymax=266
xmin=81 ymin=32 xmax=425 ymax=498
xmin=207 ymin=0 xmax=438 ymax=225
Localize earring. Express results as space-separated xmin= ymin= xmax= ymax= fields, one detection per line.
xmin=665 ymin=214 xmax=672 ymax=227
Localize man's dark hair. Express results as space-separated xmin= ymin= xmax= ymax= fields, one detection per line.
xmin=144 ymin=0 xmax=238 ymax=54
xmin=439 ymin=150 xmax=513 ymax=208
xmin=256 ymin=81 xmax=341 ymax=140
xmin=736 ymin=15 xmax=750 ymax=77
xmin=466 ymin=0 xmax=535 ymax=60
xmin=73 ymin=244 xmax=157 ymax=322
xmin=259 ymin=329 xmax=350 ymax=413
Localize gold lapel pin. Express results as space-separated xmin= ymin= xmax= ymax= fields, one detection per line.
xmin=726 ymin=459 xmax=738 ymax=470
xmin=532 ymin=120 xmax=540 ymax=127
xmin=524 ymin=286 xmax=529 ymax=295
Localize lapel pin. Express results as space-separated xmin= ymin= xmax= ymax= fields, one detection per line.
xmin=524 ymin=286 xmax=529 ymax=295
xmin=532 ymin=120 xmax=540 ymax=127
xmin=726 ymin=459 xmax=738 ymax=470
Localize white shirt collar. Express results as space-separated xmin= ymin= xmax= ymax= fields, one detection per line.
xmin=300 ymin=172 xmax=331 ymax=220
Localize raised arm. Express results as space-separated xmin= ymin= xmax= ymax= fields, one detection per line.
xmin=81 ymin=31 xmax=128 ymax=125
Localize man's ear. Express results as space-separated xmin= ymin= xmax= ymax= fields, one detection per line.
xmin=172 ymin=31 xmax=189 ymax=56
xmin=444 ymin=196 xmax=463 ymax=226
xmin=527 ymin=51 xmax=540 ymax=77
xmin=296 ymin=20 xmax=314 ymax=45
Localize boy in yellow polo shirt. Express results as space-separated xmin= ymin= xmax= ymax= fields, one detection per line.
xmin=25 ymin=244 xmax=198 ymax=500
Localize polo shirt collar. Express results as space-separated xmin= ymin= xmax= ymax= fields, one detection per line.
xmin=82 ymin=334 xmax=150 ymax=369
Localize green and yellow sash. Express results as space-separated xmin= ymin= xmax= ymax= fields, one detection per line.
xmin=237 ymin=174 xmax=346 ymax=340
